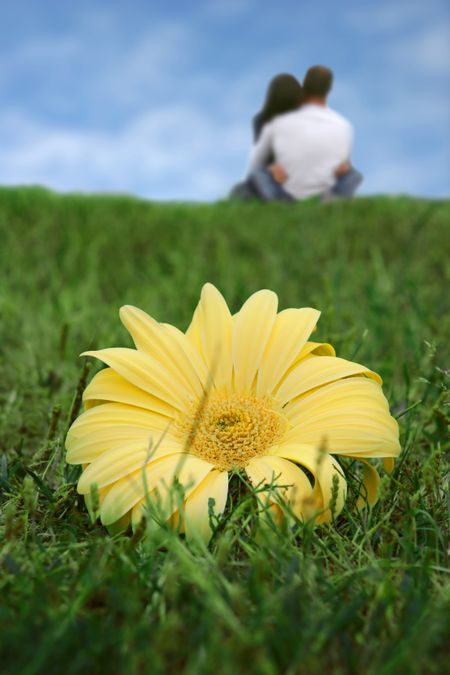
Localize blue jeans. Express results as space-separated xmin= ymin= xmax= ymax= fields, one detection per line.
xmin=329 ymin=167 xmax=363 ymax=197
xmin=248 ymin=167 xmax=363 ymax=202
xmin=247 ymin=168 xmax=294 ymax=202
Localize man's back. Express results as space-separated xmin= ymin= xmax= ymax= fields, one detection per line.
xmin=251 ymin=104 xmax=353 ymax=199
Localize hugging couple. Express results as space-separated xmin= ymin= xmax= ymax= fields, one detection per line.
xmin=231 ymin=65 xmax=362 ymax=202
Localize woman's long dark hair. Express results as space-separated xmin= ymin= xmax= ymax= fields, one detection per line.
xmin=253 ymin=73 xmax=303 ymax=141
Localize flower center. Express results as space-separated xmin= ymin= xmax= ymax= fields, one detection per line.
xmin=177 ymin=392 xmax=288 ymax=471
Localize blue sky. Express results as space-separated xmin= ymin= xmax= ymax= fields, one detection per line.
xmin=1 ymin=0 xmax=449 ymax=200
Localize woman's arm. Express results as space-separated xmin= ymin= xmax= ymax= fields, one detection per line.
xmin=248 ymin=122 xmax=274 ymax=172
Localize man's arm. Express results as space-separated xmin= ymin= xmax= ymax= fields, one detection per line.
xmin=248 ymin=122 xmax=274 ymax=172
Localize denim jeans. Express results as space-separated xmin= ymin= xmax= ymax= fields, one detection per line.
xmin=247 ymin=168 xmax=294 ymax=202
xmin=247 ymin=167 xmax=363 ymax=202
xmin=329 ymin=168 xmax=363 ymax=197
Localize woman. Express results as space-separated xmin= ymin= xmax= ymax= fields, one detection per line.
xmin=229 ymin=74 xmax=303 ymax=200
xmin=253 ymin=73 xmax=304 ymax=143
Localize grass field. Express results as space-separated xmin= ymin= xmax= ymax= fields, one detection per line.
xmin=1 ymin=186 xmax=449 ymax=675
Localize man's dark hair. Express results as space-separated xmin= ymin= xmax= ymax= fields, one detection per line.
xmin=303 ymin=65 xmax=333 ymax=99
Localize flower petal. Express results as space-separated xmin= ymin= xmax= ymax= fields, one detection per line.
xmin=233 ymin=290 xmax=278 ymax=392
xmin=84 ymin=483 xmax=112 ymax=521
xmin=284 ymin=377 xmax=390 ymax=428
xmin=105 ymin=512 xmax=132 ymax=536
xmin=162 ymin=323 xmax=209 ymax=386
xmin=274 ymin=355 xmax=381 ymax=405
xmin=67 ymin=431 xmax=155 ymax=465
xmin=66 ymin=402 xmax=173 ymax=438
xmin=356 ymin=460 xmax=381 ymax=508
xmin=131 ymin=499 xmax=147 ymax=530
xmin=282 ymin=377 xmax=400 ymax=458
xmin=297 ymin=341 xmax=336 ymax=359
xmin=85 ymin=480 xmax=132 ymax=534
xmin=184 ymin=469 xmax=229 ymax=543
xmin=276 ymin=341 xmax=336 ymax=389
xmin=77 ymin=437 xmax=183 ymax=494
xmin=185 ymin=283 xmax=233 ymax=389
xmin=82 ymin=367 xmax=176 ymax=416
xmin=246 ymin=455 xmax=314 ymax=520
xmin=272 ymin=444 xmax=347 ymax=522
xmin=383 ymin=457 xmax=395 ymax=472
xmin=256 ymin=308 xmax=321 ymax=396
xmin=100 ymin=454 xmax=213 ymax=526
xmin=82 ymin=348 xmax=192 ymax=411
xmin=120 ymin=305 xmax=207 ymax=396
xmin=131 ymin=502 xmax=184 ymax=535
xmin=66 ymin=402 xmax=174 ymax=464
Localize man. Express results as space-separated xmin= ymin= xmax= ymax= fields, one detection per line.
xmin=248 ymin=65 xmax=362 ymax=201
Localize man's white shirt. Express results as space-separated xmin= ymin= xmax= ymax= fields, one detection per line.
xmin=249 ymin=104 xmax=353 ymax=199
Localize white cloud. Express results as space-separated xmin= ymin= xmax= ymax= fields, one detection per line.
xmin=361 ymin=149 xmax=449 ymax=196
xmin=1 ymin=17 xmax=197 ymax=111
xmin=0 ymin=106 xmax=249 ymax=200
xmin=97 ymin=22 xmax=196 ymax=107
xmin=390 ymin=24 xmax=450 ymax=75
xmin=0 ymin=14 xmax=254 ymax=200
xmin=0 ymin=34 xmax=81 ymax=90
xmin=5 ymin=34 xmax=82 ymax=70
xmin=344 ymin=0 xmax=447 ymax=33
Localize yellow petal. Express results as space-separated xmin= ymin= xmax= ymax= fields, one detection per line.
xmin=162 ymin=323 xmax=209 ymax=386
xmin=131 ymin=502 xmax=184 ymax=536
xmin=85 ymin=481 xmax=134 ymax=537
xmin=105 ymin=511 xmax=131 ymax=536
xmin=283 ymin=377 xmax=400 ymax=458
xmin=185 ymin=283 xmax=233 ymax=390
xmin=68 ymin=430 xmax=155 ymax=465
xmin=246 ymin=455 xmax=314 ymax=520
xmin=233 ymin=290 xmax=278 ymax=392
xmin=100 ymin=454 xmax=213 ymax=526
xmin=66 ymin=403 xmax=174 ymax=464
xmin=274 ymin=354 xmax=381 ymax=405
xmin=131 ymin=498 xmax=146 ymax=530
xmin=256 ymin=308 xmax=320 ymax=396
xmin=289 ymin=426 xmax=399 ymax=459
xmin=356 ymin=460 xmax=381 ymax=509
xmin=66 ymin=402 xmax=173 ymax=439
xmin=272 ymin=444 xmax=347 ymax=521
xmin=82 ymin=367 xmax=176 ymax=417
xmin=276 ymin=341 xmax=336 ymax=388
xmin=82 ymin=348 xmax=191 ymax=411
xmin=120 ymin=305 xmax=206 ymax=396
xmin=84 ymin=483 xmax=112 ymax=520
xmin=284 ymin=377 xmax=390 ymax=428
xmin=297 ymin=341 xmax=336 ymax=359
xmin=282 ymin=378 xmax=399 ymax=458
xmin=70 ymin=403 xmax=173 ymax=437
xmin=383 ymin=457 xmax=395 ymax=473
xmin=184 ymin=469 xmax=229 ymax=543
xmin=77 ymin=437 xmax=183 ymax=494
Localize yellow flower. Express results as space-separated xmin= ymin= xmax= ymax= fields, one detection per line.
xmin=66 ymin=284 xmax=400 ymax=542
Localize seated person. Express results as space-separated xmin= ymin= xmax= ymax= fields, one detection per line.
xmin=229 ymin=73 xmax=304 ymax=200
xmin=252 ymin=73 xmax=304 ymax=143
xmin=248 ymin=65 xmax=362 ymax=202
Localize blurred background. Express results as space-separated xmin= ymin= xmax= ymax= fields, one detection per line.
xmin=1 ymin=0 xmax=449 ymax=201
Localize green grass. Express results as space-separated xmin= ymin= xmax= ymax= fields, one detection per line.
xmin=1 ymin=186 xmax=449 ymax=675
